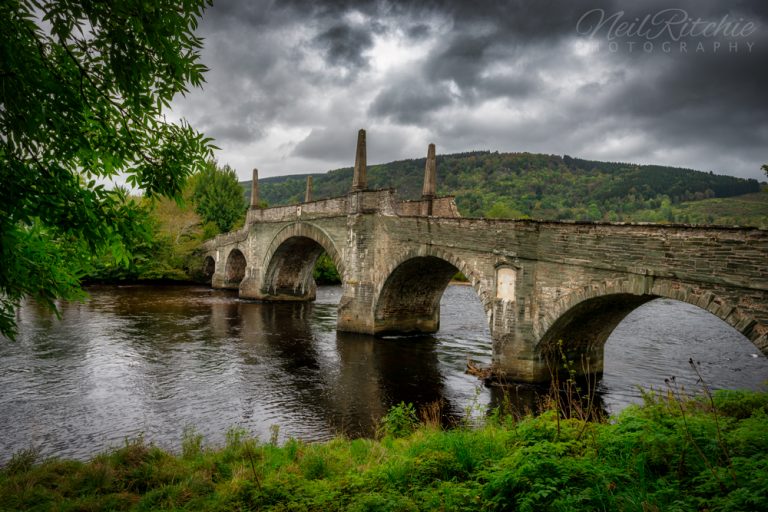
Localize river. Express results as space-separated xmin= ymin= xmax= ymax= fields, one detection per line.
xmin=1 ymin=284 xmax=766 ymax=463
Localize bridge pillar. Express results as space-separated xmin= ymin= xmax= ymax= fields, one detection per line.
xmin=487 ymin=263 xmax=552 ymax=382
xmin=337 ymin=214 xmax=378 ymax=334
xmin=486 ymin=261 xmax=619 ymax=383
xmin=337 ymin=283 xmax=377 ymax=334
xmin=211 ymin=270 xmax=227 ymax=289
xmin=238 ymin=267 xmax=265 ymax=299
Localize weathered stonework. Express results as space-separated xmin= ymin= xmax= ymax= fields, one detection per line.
xmin=396 ymin=197 xmax=460 ymax=217
xmin=203 ymin=192 xmax=768 ymax=383
xmin=351 ymin=129 xmax=367 ymax=191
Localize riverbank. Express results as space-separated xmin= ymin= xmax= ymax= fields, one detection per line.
xmin=2 ymin=389 xmax=766 ymax=511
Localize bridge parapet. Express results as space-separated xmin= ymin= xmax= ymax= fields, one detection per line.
xmin=246 ymin=195 xmax=349 ymax=223
xmin=203 ymin=227 xmax=247 ymax=251
xmin=243 ymin=188 xmax=413 ymax=225
xmin=396 ymin=196 xmax=460 ymax=217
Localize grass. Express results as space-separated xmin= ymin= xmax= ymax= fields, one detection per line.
xmin=2 ymin=389 xmax=767 ymax=511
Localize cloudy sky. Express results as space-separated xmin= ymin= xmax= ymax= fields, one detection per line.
xmin=171 ymin=0 xmax=768 ymax=182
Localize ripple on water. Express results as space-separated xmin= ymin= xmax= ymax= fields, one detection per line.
xmin=600 ymin=298 xmax=768 ymax=412
xmin=1 ymin=286 xmax=766 ymax=463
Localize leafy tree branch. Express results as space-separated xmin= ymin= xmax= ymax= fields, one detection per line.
xmin=0 ymin=0 xmax=214 ymax=338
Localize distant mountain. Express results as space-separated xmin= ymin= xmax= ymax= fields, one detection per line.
xmin=242 ymin=151 xmax=763 ymax=222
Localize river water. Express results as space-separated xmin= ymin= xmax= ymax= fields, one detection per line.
xmin=1 ymin=284 xmax=766 ymax=463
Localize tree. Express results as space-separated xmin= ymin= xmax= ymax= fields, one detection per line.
xmin=191 ymin=162 xmax=247 ymax=233
xmin=0 ymin=0 xmax=213 ymax=338
xmin=313 ymin=253 xmax=341 ymax=285
xmin=762 ymin=164 xmax=767 ymax=179
xmin=486 ymin=201 xmax=527 ymax=219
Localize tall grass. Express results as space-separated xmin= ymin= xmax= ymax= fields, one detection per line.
xmin=2 ymin=388 xmax=767 ymax=511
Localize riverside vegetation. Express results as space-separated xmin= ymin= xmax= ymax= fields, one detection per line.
xmin=2 ymin=384 xmax=766 ymax=511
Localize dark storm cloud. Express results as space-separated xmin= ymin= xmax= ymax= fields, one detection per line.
xmin=406 ymin=23 xmax=432 ymax=40
xmin=172 ymin=0 xmax=768 ymax=180
xmin=445 ymin=0 xmax=615 ymax=37
xmin=425 ymin=32 xmax=497 ymax=89
xmin=368 ymin=73 xmax=455 ymax=124
xmin=314 ymin=23 xmax=375 ymax=68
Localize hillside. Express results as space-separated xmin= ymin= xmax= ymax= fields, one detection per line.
xmin=242 ymin=151 xmax=764 ymax=225
xmin=623 ymin=191 xmax=768 ymax=228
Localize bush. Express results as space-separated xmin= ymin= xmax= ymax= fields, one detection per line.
xmin=380 ymin=402 xmax=419 ymax=438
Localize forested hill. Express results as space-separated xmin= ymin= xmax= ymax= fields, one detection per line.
xmin=244 ymin=151 xmax=763 ymax=222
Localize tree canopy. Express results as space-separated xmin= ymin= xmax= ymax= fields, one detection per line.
xmin=191 ymin=161 xmax=247 ymax=233
xmin=0 ymin=0 xmax=213 ymax=338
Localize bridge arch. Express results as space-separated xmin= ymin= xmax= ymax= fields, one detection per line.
xmin=373 ymin=246 xmax=492 ymax=335
xmin=261 ymin=222 xmax=345 ymax=301
xmin=202 ymin=256 xmax=216 ymax=282
xmin=535 ymin=279 xmax=764 ymax=377
xmin=224 ymin=248 xmax=247 ymax=286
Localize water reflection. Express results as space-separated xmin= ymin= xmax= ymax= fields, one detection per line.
xmin=1 ymin=285 xmax=766 ymax=464
xmin=333 ymin=332 xmax=454 ymax=434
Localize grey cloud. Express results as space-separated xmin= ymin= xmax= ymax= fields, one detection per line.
xmin=292 ymin=125 xmax=417 ymax=164
xmin=440 ymin=0 xmax=617 ymax=41
xmin=314 ymin=23 xmax=374 ymax=68
xmin=205 ymin=121 xmax=263 ymax=143
xmin=414 ymin=1 xmax=615 ymax=102
xmin=406 ymin=23 xmax=432 ymax=40
xmin=292 ymin=127 xmax=357 ymax=161
xmin=369 ymin=75 xmax=455 ymax=124
xmin=478 ymin=74 xmax=539 ymax=99
xmin=425 ymin=32 xmax=497 ymax=89
xmin=591 ymin=33 xmax=768 ymax=165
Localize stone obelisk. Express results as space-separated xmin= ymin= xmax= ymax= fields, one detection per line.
xmin=351 ymin=129 xmax=367 ymax=191
xmin=305 ymin=175 xmax=313 ymax=202
xmin=422 ymin=143 xmax=436 ymax=199
xmin=250 ymin=168 xmax=260 ymax=208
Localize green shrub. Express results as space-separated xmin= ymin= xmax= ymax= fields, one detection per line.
xmin=1 ymin=447 xmax=39 ymax=476
xmin=713 ymin=389 xmax=768 ymax=419
xmin=347 ymin=491 xmax=418 ymax=512
xmin=380 ymin=402 xmax=418 ymax=438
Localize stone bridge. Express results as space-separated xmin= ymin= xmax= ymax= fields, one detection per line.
xmin=202 ymin=130 xmax=768 ymax=383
